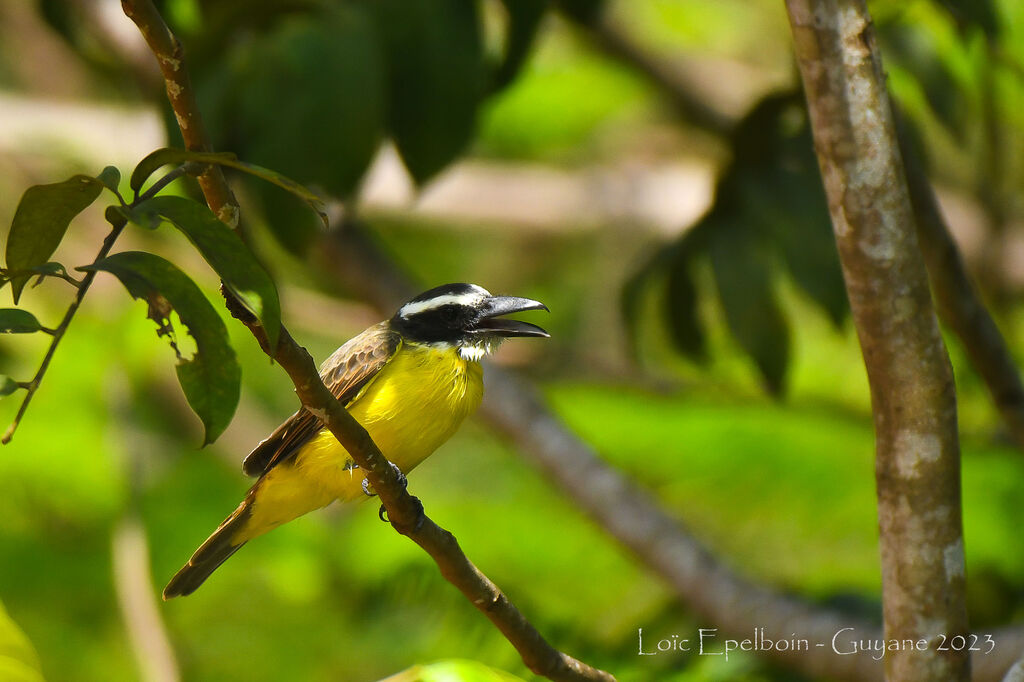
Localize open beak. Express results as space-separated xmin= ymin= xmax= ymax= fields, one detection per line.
xmin=473 ymin=296 xmax=550 ymax=338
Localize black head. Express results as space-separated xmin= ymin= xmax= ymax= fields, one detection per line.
xmin=390 ymin=283 xmax=548 ymax=354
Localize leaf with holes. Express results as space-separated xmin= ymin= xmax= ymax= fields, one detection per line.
xmin=80 ymin=251 xmax=241 ymax=445
xmin=6 ymin=175 xmax=103 ymax=303
xmin=127 ymin=195 xmax=281 ymax=351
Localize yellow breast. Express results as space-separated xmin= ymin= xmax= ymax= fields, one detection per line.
xmin=292 ymin=343 xmax=483 ymax=501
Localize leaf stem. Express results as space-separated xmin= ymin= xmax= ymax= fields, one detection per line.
xmin=135 ymin=165 xmax=190 ymax=204
xmin=2 ymin=220 xmax=127 ymax=444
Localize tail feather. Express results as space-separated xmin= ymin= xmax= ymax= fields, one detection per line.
xmin=163 ymin=497 xmax=254 ymax=599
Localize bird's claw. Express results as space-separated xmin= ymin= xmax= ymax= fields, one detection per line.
xmin=360 ymin=461 xmax=408 ymax=499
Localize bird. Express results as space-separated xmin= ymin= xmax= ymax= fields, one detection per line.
xmin=163 ymin=283 xmax=548 ymax=599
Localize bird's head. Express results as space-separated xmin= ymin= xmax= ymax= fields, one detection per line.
xmin=391 ymin=283 xmax=549 ymax=360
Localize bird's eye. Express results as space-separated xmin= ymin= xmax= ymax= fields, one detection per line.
xmin=441 ymin=307 xmax=460 ymax=324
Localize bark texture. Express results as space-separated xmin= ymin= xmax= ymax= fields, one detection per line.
xmin=785 ymin=1 xmax=969 ymax=680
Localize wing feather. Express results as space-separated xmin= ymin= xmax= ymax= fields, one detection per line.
xmin=241 ymin=322 xmax=401 ymax=477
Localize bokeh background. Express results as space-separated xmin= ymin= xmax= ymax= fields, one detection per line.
xmin=2 ymin=0 xmax=1024 ymax=680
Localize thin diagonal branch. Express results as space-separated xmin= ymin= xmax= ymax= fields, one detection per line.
xmin=120 ymin=2 xmax=612 ymax=679
xmin=2 ymin=218 xmax=126 ymax=444
xmin=899 ymin=127 xmax=1024 ymax=451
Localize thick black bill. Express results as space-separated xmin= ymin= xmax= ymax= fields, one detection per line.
xmin=474 ymin=296 xmax=550 ymax=337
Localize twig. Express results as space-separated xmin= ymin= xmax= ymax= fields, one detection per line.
xmin=786 ymin=1 xmax=969 ymax=680
xmin=120 ymin=2 xmax=613 ymax=679
xmin=2 ymin=220 xmax=126 ymax=444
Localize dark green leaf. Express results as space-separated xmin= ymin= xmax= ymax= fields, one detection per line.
xmin=555 ymin=0 xmax=605 ymax=25
xmin=0 ymin=376 xmax=18 ymax=397
xmin=128 ymin=195 xmax=281 ymax=350
xmin=369 ymin=0 xmax=485 ymax=183
xmin=244 ymin=177 xmax=319 ymax=256
xmin=80 ymin=251 xmax=241 ymax=445
xmin=492 ymin=0 xmax=547 ymax=92
xmin=217 ymin=5 xmax=385 ymax=200
xmin=97 ymin=166 xmax=121 ymax=194
xmin=935 ymin=0 xmax=999 ymax=39
xmin=0 ymin=309 xmax=42 ymax=334
xmin=6 ymin=175 xmax=103 ymax=303
xmin=876 ymin=22 xmax=969 ymax=141
xmin=726 ymin=93 xmax=847 ymax=326
xmin=708 ymin=218 xmax=790 ymax=395
xmin=663 ymin=242 xmax=705 ymax=360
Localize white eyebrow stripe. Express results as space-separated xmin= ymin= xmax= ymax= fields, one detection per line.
xmin=398 ymin=291 xmax=488 ymax=318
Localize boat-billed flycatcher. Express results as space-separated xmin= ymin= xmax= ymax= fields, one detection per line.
xmin=163 ymin=283 xmax=548 ymax=599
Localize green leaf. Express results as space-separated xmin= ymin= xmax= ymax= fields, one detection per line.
xmin=620 ymin=246 xmax=671 ymax=362
xmin=0 ymin=600 xmax=44 ymax=682
xmin=708 ymin=218 xmax=790 ymax=395
xmin=663 ymin=240 xmax=705 ymax=360
xmin=0 ymin=376 xmax=19 ymax=397
xmin=0 ymin=309 xmax=42 ymax=334
xmin=80 ymin=251 xmax=241 ymax=445
xmin=555 ymin=0 xmax=605 ymax=25
xmin=216 ymin=4 xmax=385 ymax=200
xmin=369 ymin=0 xmax=485 ymax=183
xmin=127 ymin=195 xmax=281 ymax=350
xmin=130 ymin=148 xmax=235 ymax=195
xmin=130 ymin=148 xmax=328 ymax=227
xmin=935 ymin=0 xmax=999 ymax=39
xmin=6 ymin=175 xmax=103 ymax=303
xmin=492 ymin=0 xmax=547 ymax=92
xmin=97 ymin=166 xmax=121 ymax=194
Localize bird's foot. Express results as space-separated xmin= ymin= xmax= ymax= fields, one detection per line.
xmin=360 ymin=462 xmax=408 ymax=498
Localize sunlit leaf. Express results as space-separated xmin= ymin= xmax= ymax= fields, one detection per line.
xmin=6 ymin=175 xmax=103 ymax=303
xmin=0 ymin=310 xmax=43 ymax=334
xmin=387 ymin=659 xmax=527 ymax=682
xmin=80 ymin=251 xmax=241 ymax=445
xmin=127 ymin=195 xmax=281 ymax=350
xmin=0 ymin=600 xmax=44 ymax=682
xmin=369 ymin=0 xmax=485 ymax=183
xmin=131 ymin=147 xmax=329 ymax=228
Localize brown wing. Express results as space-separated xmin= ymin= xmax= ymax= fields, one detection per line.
xmin=241 ymin=322 xmax=401 ymax=477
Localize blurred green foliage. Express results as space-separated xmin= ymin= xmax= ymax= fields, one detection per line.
xmin=2 ymin=0 xmax=1024 ymax=680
